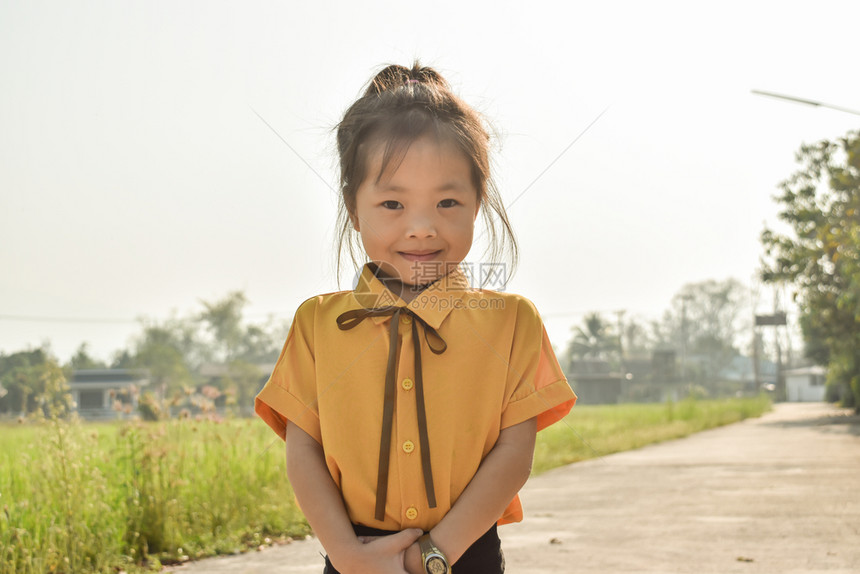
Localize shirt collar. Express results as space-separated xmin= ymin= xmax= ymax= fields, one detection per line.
xmin=351 ymin=262 xmax=470 ymax=330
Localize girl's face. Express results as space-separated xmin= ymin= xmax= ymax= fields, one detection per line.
xmin=352 ymin=135 xmax=480 ymax=288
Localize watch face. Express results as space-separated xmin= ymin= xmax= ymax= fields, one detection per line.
xmin=426 ymin=556 xmax=448 ymax=574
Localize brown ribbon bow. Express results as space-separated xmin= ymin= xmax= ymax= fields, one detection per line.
xmin=336 ymin=305 xmax=447 ymax=522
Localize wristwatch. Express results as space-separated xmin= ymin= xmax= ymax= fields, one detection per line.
xmin=418 ymin=533 xmax=450 ymax=574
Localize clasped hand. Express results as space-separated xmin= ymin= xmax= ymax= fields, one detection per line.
xmin=331 ymin=528 xmax=424 ymax=574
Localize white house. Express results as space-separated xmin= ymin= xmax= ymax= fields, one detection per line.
xmin=784 ymin=366 xmax=827 ymax=402
xmin=70 ymin=369 xmax=151 ymax=419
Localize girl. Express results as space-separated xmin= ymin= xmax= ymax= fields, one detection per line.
xmin=256 ymin=63 xmax=576 ymax=574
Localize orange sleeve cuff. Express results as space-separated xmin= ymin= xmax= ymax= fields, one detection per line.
xmin=255 ymin=379 xmax=322 ymax=444
xmin=500 ymin=378 xmax=577 ymax=432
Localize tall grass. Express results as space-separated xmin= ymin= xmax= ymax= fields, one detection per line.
xmin=0 ymin=416 xmax=308 ymax=574
xmin=0 ymin=396 xmax=770 ymax=572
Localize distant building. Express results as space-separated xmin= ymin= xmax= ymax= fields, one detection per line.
xmin=569 ymin=372 xmax=623 ymax=404
xmin=566 ymin=359 xmax=623 ymax=404
xmin=650 ymin=350 xmax=677 ymax=381
xmin=784 ymin=366 xmax=827 ymax=402
xmin=70 ymin=369 xmax=150 ymax=420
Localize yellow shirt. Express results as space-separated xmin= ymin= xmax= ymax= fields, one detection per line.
xmin=255 ymin=263 xmax=576 ymax=531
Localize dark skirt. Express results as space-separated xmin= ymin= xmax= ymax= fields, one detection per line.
xmin=323 ymin=523 xmax=504 ymax=573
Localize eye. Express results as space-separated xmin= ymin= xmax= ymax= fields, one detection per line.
xmin=381 ymin=200 xmax=402 ymax=209
xmin=438 ymin=199 xmax=459 ymax=208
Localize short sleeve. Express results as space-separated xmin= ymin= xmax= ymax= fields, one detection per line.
xmin=500 ymin=297 xmax=577 ymax=432
xmin=254 ymin=297 xmax=322 ymax=443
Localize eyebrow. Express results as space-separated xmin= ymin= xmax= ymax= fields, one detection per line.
xmin=378 ymin=183 xmax=469 ymax=193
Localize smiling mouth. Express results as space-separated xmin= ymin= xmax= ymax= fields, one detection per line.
xmin=399 ymin=250 xmax=441 ymax=262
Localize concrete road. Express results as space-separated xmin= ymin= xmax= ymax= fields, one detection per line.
xmin=167 ymin=402 xmax=860 ymax=573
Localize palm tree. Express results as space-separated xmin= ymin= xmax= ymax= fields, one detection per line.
xmin=565 ymin=313 xmax=620 ymax=372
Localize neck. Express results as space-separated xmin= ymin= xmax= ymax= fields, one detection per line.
xmin=369 ymin=263 xmax=432 ymax=304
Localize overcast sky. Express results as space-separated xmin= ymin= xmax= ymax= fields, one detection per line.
xmin=2 ymin=0 xmax=858 ymax=363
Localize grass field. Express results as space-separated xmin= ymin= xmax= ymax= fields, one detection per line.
xmin=532 ymin=395 xmax=771 ymax=473
xmin=0 ymin=396 xmax=770 ymax=573
xmin=0 ymin=416 xmax=308 ymax=573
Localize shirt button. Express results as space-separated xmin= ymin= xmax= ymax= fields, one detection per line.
xmin=401 ymin=378 xmax=414 ymax=391
xmin=402 ymin=440 xmax=415 ymax=453
xmin=405 ymin=507 xmax=418 ymax=520
xmin=400 ymin=314 xmax=412 ymax=324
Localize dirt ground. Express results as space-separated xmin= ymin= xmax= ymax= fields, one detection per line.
xmin=167 ymin=402 xmax=860 ymax=573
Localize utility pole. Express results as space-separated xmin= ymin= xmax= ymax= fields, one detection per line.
xmin=614 ymin=309 xmax=626 ymax=363
xmin=614 ymin=309 xmax=627 ymax=398
xmin=750 ymin=277 xmax=761 ymax=395
xmin=680 ymin=294 xmax=692 ymax=384
xmin=754 ymin=298 xmax=787 ymax=400
xmin=752 ymin=326 xmax=761 ymax=393
xmin=774 ymin=288 xmax=784 ymax=401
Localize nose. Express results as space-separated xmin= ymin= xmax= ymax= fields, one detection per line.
xmin=406 ymin=209 xmax=437 ymax=238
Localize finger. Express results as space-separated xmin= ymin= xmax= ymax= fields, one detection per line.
xmin=374 ymin=528 xmax=422 ymax=551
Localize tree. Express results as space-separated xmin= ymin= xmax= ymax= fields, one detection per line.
xmin=192 ymin=292 xmax=288 ymax=412
xmin=0 ymin=348 xmax=72 ymax=417
xmin=110 ymin=349 xmax=136 ymax=369
xmin=198 ymin=291 xmax=247 ymax=362
xmin=129 ymin=321 xmax=194 ymax=399
xmin=66 ymin=342 xmax=107 ymax=371
xmin=621 ymin=316 xmax=654 ymax=357
xmin=0 ymin=350 xmax=43 ymax=414
xmin=761 ymin=130 xmax=860 ymax=410
xmin=236 ymin=320 xmax=289 ymax=365
xmin=564 ymin=312 xmax=620 ymax=372
xmin=658 ymin=279 xmax=748 ymax=385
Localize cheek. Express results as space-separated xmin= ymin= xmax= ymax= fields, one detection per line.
xmin=459 ymin=210 xmax=478 ymax=234
xmin=450 ymin=214 xmax=476 ymax=251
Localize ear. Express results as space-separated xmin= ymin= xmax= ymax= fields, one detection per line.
xmin=350 ymin=213 xmax=361 ymax=232
xmin=473 ymin=201 xmax=481 ymax=221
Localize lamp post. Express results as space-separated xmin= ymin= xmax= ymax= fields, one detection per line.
xmin=751 ymin=90 xmax=860 ymax=116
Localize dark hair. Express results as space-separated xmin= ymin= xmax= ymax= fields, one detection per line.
xmin=334 ymin=62 xmax=518 ymax=286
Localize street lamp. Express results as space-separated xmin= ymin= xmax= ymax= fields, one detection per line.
xmin=751 ymin=90 xmax=860 ymax=116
